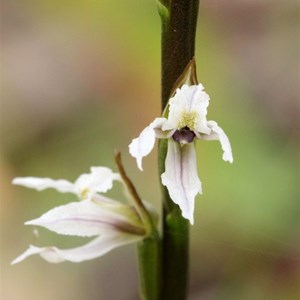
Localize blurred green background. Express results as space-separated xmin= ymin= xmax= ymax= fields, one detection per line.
xmin=1 ymin=0 xmax=299 ymax=299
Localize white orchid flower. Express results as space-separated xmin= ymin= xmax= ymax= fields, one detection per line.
xmin=12 ymin=166 xmax=120 ymax=201
xmin=129 ymin=83 xmax=233 ymax=224
xmin=12 ymin=167 xmax=156 ymax=264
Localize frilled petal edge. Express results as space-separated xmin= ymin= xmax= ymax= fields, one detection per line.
xmin=129 ymin=118 xmax=166 ymax=170
xmin=11 ymin=233 xmax=143 ymax=264
xmin=161 ymin=140 xmax=202 ymax=224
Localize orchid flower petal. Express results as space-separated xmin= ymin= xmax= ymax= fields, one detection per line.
xmin=202 ymin=121 xmax=233 ymax=163
xmin=161 ymin=140 xmax=202 ymax=224
xmin=129 ymin=117 xmax=166 ymax=170
xmin=11 ymin=233 xmax=143 ymax=264
xmin=12 ymin=177 xmax=75 ymax=193
xmin=162 ymin=84 xmax=210 ymax=134
xmin=93 ymin=194 xmax=149 ymax=230
xmin=93 ymin=194 xmax=158 ymax=228
xmin=74 ymin=167 xmax=120 ymax=199
xmin=25 ymin=200 xmax=145 ymax=237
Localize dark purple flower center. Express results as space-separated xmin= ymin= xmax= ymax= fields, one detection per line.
xmin=172 ymin=127 xmax=196 ymax=144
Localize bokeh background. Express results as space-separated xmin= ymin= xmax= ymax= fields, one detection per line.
xmin=1 ymin=0 xmax=299 ymax=299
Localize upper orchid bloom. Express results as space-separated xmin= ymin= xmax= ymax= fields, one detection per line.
xmin=129 ymin=82 xmax=233 ymax=225
xmin=12 ymin=166 xmax=157 ymax=264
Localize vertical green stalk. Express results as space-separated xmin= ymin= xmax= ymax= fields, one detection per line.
xmin=158 ymin=0 xmax=200 ymax=299
xmin=160 ymin=0 xmax=199 ymax=109
xmin=137 ymin=231 xmax=161 ymax=300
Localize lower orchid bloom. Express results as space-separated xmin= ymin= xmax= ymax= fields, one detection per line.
xmin=12 ymin=166 xmax=157 ymax=264
xmin=129 ymin=83 xmax=233 ymax=224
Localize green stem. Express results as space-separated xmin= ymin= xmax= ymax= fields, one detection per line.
xmin=158 ymin=0 xmax=200 ymax=299
xmin=137 ymin=232 xmax=161 ymax=300
xmin=160 ymin=0 xmax=199 ymax=109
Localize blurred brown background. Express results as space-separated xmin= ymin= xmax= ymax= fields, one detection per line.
xmin=1 ymin=0 xmax=299 ymax=299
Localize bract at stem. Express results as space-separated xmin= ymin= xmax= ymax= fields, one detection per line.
xmin=114 ymin=151 xmax=155 ymax=234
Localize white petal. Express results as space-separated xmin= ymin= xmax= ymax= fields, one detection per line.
xmin=12 ymin=245 xmax=47 ymax=265
xmin=12 ymin=177 xmax=75 ymax=193
xmin=25 ymin=200 xmax=145 ymax=237
xmin=11 ymin=233 xmax=143 ymax=264
xmin=202 ymin=121 xmax=233 ymax=163
xmin=74 ymin=167 xmax=120 ymax=199
xmin=162 ymin=84 xmax=210 ymax=133
xmin=129 ymin=118 xmax=166 ymax=170
xmin=93 ymin=194 xmax=149 ymax=230
xmin=161 ymin=140 xmax=202 ymax=224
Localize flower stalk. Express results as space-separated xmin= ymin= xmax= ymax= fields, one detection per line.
xmin=159 ymin=0 xmax=200 ymax=298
